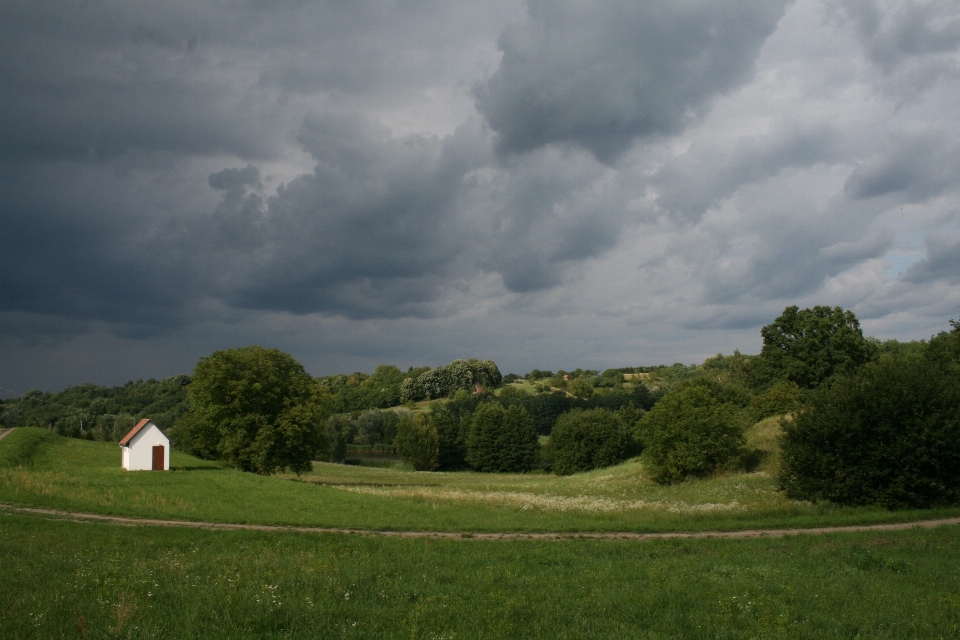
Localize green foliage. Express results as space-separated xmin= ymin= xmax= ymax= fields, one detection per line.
xmin=2 ymin=375 xmax=191 ymax=439
xmin=171 ymin=346 xmax=331 ymax=475
xmin=400 ymin=359 xmax=502 ymax=402
xmin=638 ymin=385 xmax=747 ymax=485
xmin=356 ymin=409 xmax=400 ymax=445
xmin=324 ymin=415 xmax=356 ymax=463
xmin=750 ymin=379 xmax=802 ymax=419
xmin=778 ymin=353 xmax=960 ymax=509
xmin=567 ymin=377 xmax=594 ymax=399
xmin=525 ymin=369 xmax=554 ymax=380
xmin=550 ymin=408 xmax=635 ymax=475
xmin=594 ymin=369 xmax=624 ymax=388
xmin=394 ymin=413 xmax=439 ymax=471
xmin=926 ymin=318 xmax=960 ymax=364
xmin=427 ymin=406 xmax=469 ymax=470
xmin=320 ymin=365 xmax=409 ymax=413
xmin=759 ymin=305 xmax=877 ymax=389
xmin=466 ymin=403 xmax=539 ymax=472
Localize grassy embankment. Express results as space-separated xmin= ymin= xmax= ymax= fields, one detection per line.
xmin=2 ymin=426 xmax=960 ymax=533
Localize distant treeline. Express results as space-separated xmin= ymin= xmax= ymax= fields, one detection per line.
xmin=0 ymin=375 xmax=191 ymax=441
xmin=0 ymin=310 xmax=943 ymax=448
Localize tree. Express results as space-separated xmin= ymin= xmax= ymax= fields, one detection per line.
xmin=426 ymin=405 xmax=469 ymax=470
xmin=567 ymin=378 xmax=594 ymax=399
xmin=550 ymin=408 xmax=635 ymax=475
xmin=759 ymin=305 xmax=877 ymax=389
xmin=466 ymin=402 xmax=539 ymax=472
xmin=324 ymin=414 xmax=355 ymax=463
xmin=778 ymin=354 xmax=960 ymax=509
xmin=395 ymin=413 xmax=439 ymax=471
xmin=171 ymin=346 xmax=330 ymax=475
xmin=637 ymin=385 xmax=746 ymax=485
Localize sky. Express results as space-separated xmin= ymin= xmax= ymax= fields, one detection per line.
xmin=2 ymin=0 xmax=960 ymax=394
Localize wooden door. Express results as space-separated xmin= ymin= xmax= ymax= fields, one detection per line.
xmin=152 ymin=445 xmax=165 ymax=470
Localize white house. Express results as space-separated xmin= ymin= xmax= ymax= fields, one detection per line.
xmin=119 ymin=419 xmax=169 ymax=471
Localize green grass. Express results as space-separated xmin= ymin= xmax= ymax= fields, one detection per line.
xmin=3 ymin=428 xmax=960 ymax=533
xmin=2 ymin=511 xmax=960 ymax=639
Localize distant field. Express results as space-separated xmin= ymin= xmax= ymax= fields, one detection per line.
xmin=2 ymin=427 xmax=959 ymax=534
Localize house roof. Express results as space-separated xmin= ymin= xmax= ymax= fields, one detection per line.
xmin=119 ymin=418 xmax=152 ymax=446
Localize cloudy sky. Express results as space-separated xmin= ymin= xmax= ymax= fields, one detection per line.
xmin=2 ymin=0 xmax=960 ymax=393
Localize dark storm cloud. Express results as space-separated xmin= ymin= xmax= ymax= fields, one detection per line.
xmin=844 ymin=127 xmax=960 ymax=201
xmin=479 ymin=149 xmax=624 ymax=292
xmin=208 ymin=115 xmax=492 ymax=318
xmin=0 ymin=1 xmax=280 ymax=162
xmin=0 ymin=161 xmax=204 ymax=336
xmin=474 ymin=0 xmax=792 ymax=163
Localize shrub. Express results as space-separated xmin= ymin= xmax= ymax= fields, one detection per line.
xmin=394 ymin=413 xmax=439 ymax=471
xmin=637 ymin=385 xmax=746 ymax=485
xmin=550 ymin=408 xmax=635 ymax=475
xmin=466 ymin=403 xmax=538 ymax=472
xmin=778 ymin=355 xmax=960 ymax=508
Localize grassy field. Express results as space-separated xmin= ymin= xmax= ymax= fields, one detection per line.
xmin=3 ymin=428 xmax=960 ymax=638
xmin=3 ymin=510 xmax=960 ymax=639
xmin=2 ymin=427 xmax=960 ymax=535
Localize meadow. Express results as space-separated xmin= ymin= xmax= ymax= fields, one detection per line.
xmin=3 ymin=426 xmax=960 ymax=534
xmin=4 ymin=427 xmax=960 ymax=638
xmin=3 ymin=510 xmax=960 ymax=638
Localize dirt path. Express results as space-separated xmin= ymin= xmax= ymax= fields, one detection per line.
xmin=0 ymin=428 xmax=13 ymax=442
xmin=3 ymin=503 xmax=959 ymax=541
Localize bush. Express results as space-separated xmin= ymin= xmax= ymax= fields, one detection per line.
xmin=638 ymin=385 xmax=746 ymax=485
xmin=778 ymin=355 xmax=960 ymax=509
xmin=394 ymin=413 xmax=439 ymax=471
xmin=466 ymin=403 xmax=538 ymax=472
xmin=550 ymin=408 xmax=635 ymax=475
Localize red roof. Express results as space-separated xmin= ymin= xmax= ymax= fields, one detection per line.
xmin=119 ymin=418 xmax=152 ymax=446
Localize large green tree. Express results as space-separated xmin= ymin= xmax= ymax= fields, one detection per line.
xmin=172 ymin=346 xmax=330 ymax=475
xmin=759 ymin=305 xmax=877 ymax=389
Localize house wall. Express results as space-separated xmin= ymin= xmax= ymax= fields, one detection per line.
xmin=123 ymin=423 xmax=170 ymax=471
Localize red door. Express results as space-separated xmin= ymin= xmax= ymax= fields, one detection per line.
xmin=152 ymin=445 xmax=165 ymax=470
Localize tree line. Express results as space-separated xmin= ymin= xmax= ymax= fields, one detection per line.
xmin=4 ymin=304 xmax=958 ymax=510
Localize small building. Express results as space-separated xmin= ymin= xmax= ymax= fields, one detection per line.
xmin=119 ymin=419 xmax=169 ymax=471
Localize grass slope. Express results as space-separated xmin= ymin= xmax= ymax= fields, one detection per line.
xmin=2 ymin=512 xmax=959 ymax=639
xmin=2 ymin=428 xmax=959 ymax=533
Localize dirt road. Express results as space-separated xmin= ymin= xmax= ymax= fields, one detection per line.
xmin=3 ymin=503 xmax=959 ymax=541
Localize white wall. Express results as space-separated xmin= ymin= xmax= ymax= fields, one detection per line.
xmin=122 ymin=422 xmax=170 ymax=471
